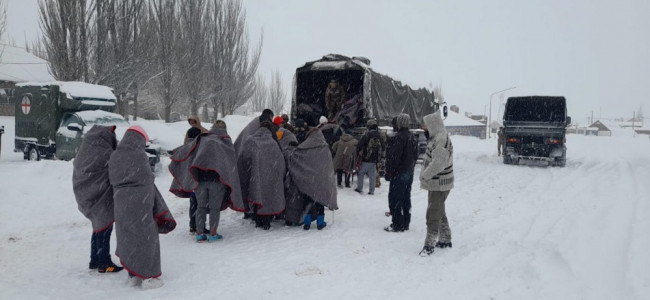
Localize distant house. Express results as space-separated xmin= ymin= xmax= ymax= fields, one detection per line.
xmin=587 ymin=120 xmax=612 ymax=136
xmin=0 ymin=45 xmax=55 ymax=116
xmin=445 ymin=111 xmax=486 ymax=139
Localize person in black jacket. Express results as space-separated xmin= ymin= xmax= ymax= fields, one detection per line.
xmin=384 ymin=113 xmax=418 ymax=232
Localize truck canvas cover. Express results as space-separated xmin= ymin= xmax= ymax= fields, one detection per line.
xmin=292 ymin=54 xmax=437 ymax=127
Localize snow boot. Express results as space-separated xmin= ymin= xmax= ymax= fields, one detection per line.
xmin=436 ymin=241 xmax=452 ymax=248
xmin=98 ymin=262 xmax=124 ymax=273
xmin=384 ymin=224 xmax=404 ymax=232
xmin=419 ymin=246 xmax=434 ymax=256
xmin=316 ymin=215 xmax=327 ymax=230
xmin=303 ymin=214 xmax=312 ymax=230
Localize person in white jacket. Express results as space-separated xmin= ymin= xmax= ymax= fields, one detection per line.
xmin=419 ymin=110 xmax=454 ymax=256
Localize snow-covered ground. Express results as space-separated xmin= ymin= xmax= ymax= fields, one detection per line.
xmin=0 ymin=115 xmax=649 ymax=299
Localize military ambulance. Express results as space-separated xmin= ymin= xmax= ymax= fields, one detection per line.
xmin=13 ymin=81 xmax=160 ymax=168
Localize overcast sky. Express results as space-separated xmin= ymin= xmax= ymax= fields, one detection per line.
xmin=6 ymin=0 xmax=649 ymax=124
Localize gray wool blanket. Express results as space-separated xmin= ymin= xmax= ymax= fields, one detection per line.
xmin=169 ymin=127 xmax=244 ymax=211
xmin=72 ymin=125 xmax=117 ymax=232
xmin=237 ymin=127 xmax=286 ymax=215
xmin=278 ymin=127 xmax=298 ymax=150
xmin=108 ymin=131 xmax=176 ymax=279
xmin=234 ymin=117 xmax=260 ymax=156
xmin=285 ymin=130 xmax=338 ymax=210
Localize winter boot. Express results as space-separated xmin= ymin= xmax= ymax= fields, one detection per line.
xmin=316 ymin=215 xmax=327 ymax=230
xmin=303 ymin=214 xmax=312 ymax=230
xmin=419 ymin=245 xmax=434 ymax=256
xmin=435 ymin=241 xmax=453 ymax=248
xmin=127 ymin=273 xmax=142 ymax=287
xmin=98 ymin=262 xmax=124 ymax=273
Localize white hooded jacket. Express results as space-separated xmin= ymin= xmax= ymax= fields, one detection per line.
xmin=420 ymin=110 xmax=454 ymax=191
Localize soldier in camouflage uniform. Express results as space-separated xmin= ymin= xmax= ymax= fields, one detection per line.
xmin=325 ymin=79 xmax=346 ymax=120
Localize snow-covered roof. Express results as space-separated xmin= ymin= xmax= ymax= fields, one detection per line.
xmin=444 ymin=111 xmax=487 ymax=127
xmin=16 ymin=81 xmax=116 ymax=100
xmin=0 ymin=45 xmax=55 ymax=82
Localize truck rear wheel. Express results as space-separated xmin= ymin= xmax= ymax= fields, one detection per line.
xmin=28 ymin=147 xmax=40 ymax=161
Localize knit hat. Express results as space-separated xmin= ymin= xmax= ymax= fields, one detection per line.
xmin=127 ymin=125 xmax=149 ymax=142
xmin=319 ymin=116 xmax=328 ymax=124
xmin=273 ymin=116 xmax=284 ymax=126
xmin=396 ymin=113 xmax=410 ymax=128
xmin=366 ymin=119 xmax=377 ymax=126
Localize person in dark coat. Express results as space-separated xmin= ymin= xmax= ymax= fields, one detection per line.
xmin=169 ymin=120 xmax=244 ymax=242
xmin=72 ymin=125 xmax=123 ymax=273
xmin=293 ymin=118 xmax=309 ymax=143
xmin=331 ymin=130 xmax=358 ymax=188
xmin=355 ymin=119 xmax=384 ymax=195
xmin=185 ymin=120 xmax=207 ymax=234
xmin=237 ymin=122 xmax=286 ymax=230
xmin=384 ymin=114 xmax=418 ymax=232
xmin=284 ymin=128 xmax=338 ymax=230
xmin=108 ymin=125 xmax=176 ymax=289
xmin=317 ymin=116 xmax=343 ymax=155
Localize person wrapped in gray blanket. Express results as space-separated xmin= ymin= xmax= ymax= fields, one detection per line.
xmin=169 ymin=120 xmax=244 ymax=242
xmin=284 ymin=127 xmax=338 ymax=230
xmin=237 ymin=121 xmax=286 ymax=230
xmin=108 ymin=125 xmax=176 ymax=289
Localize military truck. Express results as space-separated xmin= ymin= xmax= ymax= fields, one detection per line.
xmin=502 ymin=96 xmax=571 ymax=167
xmin=13 ymin=81 xmax=160 ymax=168
xmin=291 ymin=54 xmax=439 ymax=130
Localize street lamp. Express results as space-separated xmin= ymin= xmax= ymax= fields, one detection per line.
xmin=488 ymin=86 xmax=516 ymax=138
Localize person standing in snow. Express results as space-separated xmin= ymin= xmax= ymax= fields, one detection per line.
xmin=384 ymin=114 xmax=418 ymax=232
xmin=234 ymin=109 xmax=275 ymax=219
xmin=185 ymin=117 xmax=208 ymax=235
xmin=72 ymin=125 xmax=123 ymax=273
xmin=497 ymin=127 xmax=506 ymax=156
xmin=109 ymin=125 xmax=176 ymax=289
xmin=332 ymin=129 xmax=358 ymax=188
xmin=284 ymin=128 xmax=338 ymax=230
xmin=317 ymin=116 xmax=343 ymax=155
xmin=184 ymin=115 xmax=209 ymax=144
xmin=237 ymin=121 xmax=286 ymax=230
xmin=355 ymin=119 xmax=384 ymax=195
xmin=170 ymin=120 xmax=243 ymax=242
xmin=418 ymin=110 xmax=454 ymax=256
xmin=293 ymin=118 xmax=309 ymax=144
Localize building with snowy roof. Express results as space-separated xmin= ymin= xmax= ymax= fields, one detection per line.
xmin=0 ymin=45 xmax=55 ymax=116
xmin=444 ymin=111 xmax=486 ymax=139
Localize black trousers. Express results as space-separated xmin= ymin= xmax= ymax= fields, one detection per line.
xmin=336 ymin=170 xmax=351 ymax=186
xmin=388 ymin=172 xmax=413 ymax=230
xmin=90 ymin=225 xmax=113 ymax=266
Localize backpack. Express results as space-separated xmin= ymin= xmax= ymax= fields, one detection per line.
xmin=363 ymin=136 xmax=382 ymax=162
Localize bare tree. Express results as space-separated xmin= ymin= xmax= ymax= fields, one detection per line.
xmin=39 ymin=0 xmax=91 ymax=81
xmin=249 ymin=73 xmax=267 ymax=112
xmin=206 ymin=0 xmax=262 ymax=117
xmin=267 ymin=69 xmax=285 ymax=114
xmin=149 ymin=0 xmax=181 ymax=122
xmin=0 ymin=0 xmax=7 ymax=41
xmin=176 ymin=0 xmax=209 ymax=116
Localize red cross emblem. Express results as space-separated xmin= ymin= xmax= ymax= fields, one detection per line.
xmin=21 ymin=96 xmax=31 ymax=115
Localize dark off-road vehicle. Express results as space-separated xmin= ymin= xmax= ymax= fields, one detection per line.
xmin=502 ymin=96 xmax=571 ymax=167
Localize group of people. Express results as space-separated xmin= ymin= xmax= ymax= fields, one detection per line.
xmin=71 ymin=106 xmax=456 ymax=289
xmin=73 ymin=125 xmax=176 ymax=289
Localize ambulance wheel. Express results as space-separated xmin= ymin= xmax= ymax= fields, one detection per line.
xmin=28 ymin=147 xmax=40 ymax=161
